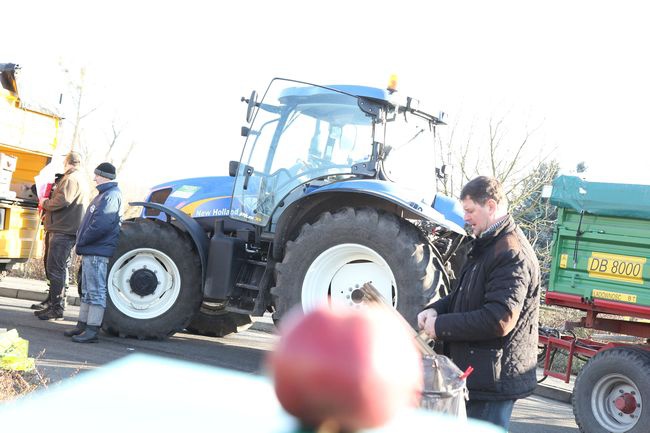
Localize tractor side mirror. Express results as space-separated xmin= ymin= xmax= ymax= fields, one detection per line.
xmin=229 ymin=161 xmax=240 ymax=177
xmin=436 ymin=164 xmax=450 ymax=180
xmin=241 ymin=90 xmax=258 ymax=123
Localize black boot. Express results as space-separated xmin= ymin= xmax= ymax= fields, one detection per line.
xmin=36 ymin=305 xmax=64 ymax=321
xmin=32 ymin=300 xmax=50 ymax=312
xmin=72 ymin=325 xmax=99 ymax=343
xmin=64 ymin=321 xmax=86 ymax=337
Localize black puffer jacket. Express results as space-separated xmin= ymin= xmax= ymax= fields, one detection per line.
xmin=428 ymin=215 xmax=540 ymax=401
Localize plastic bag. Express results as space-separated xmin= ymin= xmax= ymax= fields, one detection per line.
xmin=420 ymin=354 xmax=469 ymax=419
xmin=34 ymin=155 xmax=64 ymax=200
xmin=0 ymin=329 xmax=35 ymax=372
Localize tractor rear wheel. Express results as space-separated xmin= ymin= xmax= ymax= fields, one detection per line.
xmin=572 ymin=347 xmax=650 ymax=433
xmin=104 ymin=219 xmax=202 ymax=339
xmin=271 ymin=207 xmax=442 ymax=329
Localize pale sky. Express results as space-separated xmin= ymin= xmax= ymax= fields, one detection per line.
xmin=5 ymin=0 xmax=650 ymax=190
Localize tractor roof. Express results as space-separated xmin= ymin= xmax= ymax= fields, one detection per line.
xmin=275 ymin=79 xmax=444 ymax=125
xmin=279 ymin=83 xmax=392 ymax=105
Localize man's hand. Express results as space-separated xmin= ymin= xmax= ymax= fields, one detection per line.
xmin=417 ymin=309 xmax=438 ymax=340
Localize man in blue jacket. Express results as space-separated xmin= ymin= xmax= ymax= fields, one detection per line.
xmin=64 ymin=162 xmax=122 ymax=343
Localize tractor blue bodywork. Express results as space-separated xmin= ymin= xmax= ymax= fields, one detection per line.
xmin=142 ymin=176 xmax=465 ymax=234
xmin=133 ymin=78 xmax=468 ymax=318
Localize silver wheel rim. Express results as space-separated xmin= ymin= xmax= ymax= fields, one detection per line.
xmin=591 ymin=373 xmax=642 ymax=432
xmin=301 ymin=243 xmax=396 ymax=312
xmin=108 ymin=248 xmax=181 ymax=319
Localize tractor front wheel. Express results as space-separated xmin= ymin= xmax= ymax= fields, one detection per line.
xmin=104 ymin=219 xmax=202 ymax=339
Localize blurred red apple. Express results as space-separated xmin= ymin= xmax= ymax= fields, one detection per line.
xmin=268 ymin=306 xmax=423 ymax=431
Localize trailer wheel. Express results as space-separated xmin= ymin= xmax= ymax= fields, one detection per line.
xmin=185 ymin=302 xmax=252 ymax=337
xmin=104 ymin=219 xmax=202 ymax=339
xmin=573 ymin=347 xmax=650 ymax=433
xmin=271 ymin=207 xmax=441 ymax=329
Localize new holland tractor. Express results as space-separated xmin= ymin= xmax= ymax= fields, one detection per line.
xmin=103 ymin=78 xmax=468 ymax=339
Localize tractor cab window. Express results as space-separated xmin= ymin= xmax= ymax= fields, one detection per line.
xmin=270 ymin=115 xmax=370 ymax=174
xmin=231 ymin=79 xmax=374 ymax=226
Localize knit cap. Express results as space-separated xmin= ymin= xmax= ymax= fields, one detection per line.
xmin=94 ymin=162 xmax=116 ymax=180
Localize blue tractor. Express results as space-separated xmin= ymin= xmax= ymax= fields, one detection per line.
xmin=103 ymin=78 xmax=468 ymax=339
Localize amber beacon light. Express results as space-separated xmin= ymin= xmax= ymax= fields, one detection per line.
xmin=387 ymin=74 xmax=398 ymax=93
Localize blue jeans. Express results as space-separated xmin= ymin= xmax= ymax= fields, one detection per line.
xmin=80 ymin=255 xmax=109 ymax=308
xmin=46 ymin=232 xmax=76 ymax=307
xmin=466 ymin=399 xmax=516 ymax=430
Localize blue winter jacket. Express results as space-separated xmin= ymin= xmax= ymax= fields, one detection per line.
xmin=76 ymin=181 xmax=122 ymax=257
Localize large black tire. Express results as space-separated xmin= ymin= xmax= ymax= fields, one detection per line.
xmin=271 ymin=207 xmax=441 ymax=329
xmin=572 ymin=347 xmax=650 ymax=433
xmin=185 ymin=302 xmax=252 ymax=337
xmin=104 ymin=219 xmax=202 ymax=339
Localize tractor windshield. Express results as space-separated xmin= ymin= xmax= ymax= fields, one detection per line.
xmin=231 ymin=79 xmax=374 ymax=225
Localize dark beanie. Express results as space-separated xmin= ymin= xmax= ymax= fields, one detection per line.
xmin=94 ymin=162 xmax=116 ymax=180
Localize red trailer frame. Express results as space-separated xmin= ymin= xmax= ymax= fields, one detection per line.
xmin=539 ymin=291 xmax=650 ymax=383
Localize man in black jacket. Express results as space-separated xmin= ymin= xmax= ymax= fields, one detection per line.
xmin=418 ymin=176 xmax=540 ymax=430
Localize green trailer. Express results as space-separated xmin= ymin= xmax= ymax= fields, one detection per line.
xmin=540 ymin=175 xmax=650 ymax=433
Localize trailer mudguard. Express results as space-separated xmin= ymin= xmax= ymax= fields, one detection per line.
xmin=130 ymin=201 xmax=209 ymax=282
xmin=306 ymin=179 xmax=466 ymax=234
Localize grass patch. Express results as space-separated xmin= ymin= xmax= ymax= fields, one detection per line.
xmin=0 ymin=367 xmax=48 ymax=402
xmin=538 ymin=304 xmax=591 ymax=377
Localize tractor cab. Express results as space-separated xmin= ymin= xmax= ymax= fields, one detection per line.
xmin=230 ymin=78 xmax=445 ymax=227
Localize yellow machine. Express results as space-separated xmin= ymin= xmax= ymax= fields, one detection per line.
xmin=0 ymin=63 xmax=61 ymax=276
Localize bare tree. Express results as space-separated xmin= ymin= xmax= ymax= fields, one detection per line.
xmin=434 ymin=112 xmax=559 ymax=284
xmin=58 ymin=62 xmax=137 ymax=180
xmin=60 ymin=65 xmax=98 ymax=152
xmin=511 ymin=161 xmax=560 ymax=286
xmin=105 ymin=122 xmax=123 ymax=159
xmin=103 ymin=119 xmax=136 ymax=172
xmin=435 ymin=112 xmax=556 ymax=206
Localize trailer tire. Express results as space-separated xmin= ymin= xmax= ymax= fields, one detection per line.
xmin=104 ymin=219 xmax=202 ymax=339
xmin=185 ymin=302 xmax=252 ymax=337
xmin=572 ymin=347 xmax=650 ymax=433
xmin=271 ymin=207 xmax=441 ymax=329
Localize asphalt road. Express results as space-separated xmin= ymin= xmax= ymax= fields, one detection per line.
xmin=0 ymin=296 xmax=275 ymax=383
xmin=511 ymin=395 xmax=578 ymax=433
xmin=1 ymin=295 xmax=579 ymax=432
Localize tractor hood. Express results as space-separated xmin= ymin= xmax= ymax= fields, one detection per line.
xmin=142 ymin=176 xmax=235 ymax=219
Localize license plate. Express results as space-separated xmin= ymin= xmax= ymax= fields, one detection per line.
xmin=592 ymin=289 xmax=638 ymax=303
xmin=587 ymin=252 xmax=646 ymax=284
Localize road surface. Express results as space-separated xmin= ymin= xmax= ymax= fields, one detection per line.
xmin=0 ymin=295 xmax=578 ymax=432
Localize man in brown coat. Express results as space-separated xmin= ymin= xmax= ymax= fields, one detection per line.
xmin=35 ymin=151 xmax=88 ymax=320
